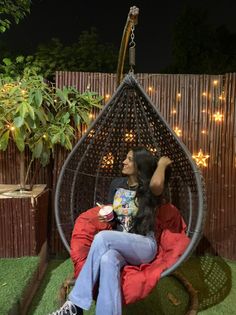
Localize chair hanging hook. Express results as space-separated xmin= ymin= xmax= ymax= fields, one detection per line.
xmin=129 ymin=24 xmax=136 ymax=73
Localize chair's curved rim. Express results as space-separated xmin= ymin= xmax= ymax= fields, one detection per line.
xmin=54 ymin=72 xmax=207 ymax=276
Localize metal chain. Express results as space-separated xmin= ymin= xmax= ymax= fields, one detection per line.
xmin=129 ymin=24 xmax=136 ymax=73
xmin=129 ymin=24 xmax=136 ymax=48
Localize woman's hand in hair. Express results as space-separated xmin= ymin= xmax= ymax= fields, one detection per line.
xmin=150 ymin=156 xmax=172 ymax=196
xmin=158 ymin=156 xmax=172 ymax=168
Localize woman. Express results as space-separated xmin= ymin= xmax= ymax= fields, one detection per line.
xmin=50 ymin=147 xmax=172 ymax=315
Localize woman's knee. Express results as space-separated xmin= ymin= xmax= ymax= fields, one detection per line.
xmin=93 ymin=230 xmax=111 ymax=246
xmin=100 ymin=249 xmax=125 ymax=268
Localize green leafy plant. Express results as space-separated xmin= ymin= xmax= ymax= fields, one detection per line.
xmin=0 ymin=65 xmax=102 ymax=190
xmin=0 ymin=0 xmax=31 ymax=33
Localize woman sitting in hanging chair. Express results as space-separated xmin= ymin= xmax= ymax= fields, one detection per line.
xmin=49 ymin=146 xmax=174 ymax=315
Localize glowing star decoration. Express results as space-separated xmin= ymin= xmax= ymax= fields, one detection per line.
xmin=174 ymin=127 xmax=182 ymax=137
xmin=192 ymin=149 xmax=210 ymax=167
xmin=213 ymin=111 xmax=223 ymax=122
xmin=101 ymin=152 xmax=114 ymax=169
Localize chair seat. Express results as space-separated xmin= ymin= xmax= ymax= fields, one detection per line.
xmin=70 ymin=203 xmax=190 ymax=304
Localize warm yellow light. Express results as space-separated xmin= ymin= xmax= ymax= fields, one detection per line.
xmin=171 ymin=109 xmax=177 ymax=114
xmin=202 ymin=109 xmax=206 ymax=113
xmin=89 ymin=113 xmax=94 ymax=119
xmin=201 ymin=130 xmax=207 ymax=134
xmin=213 ymin=111 xmax=223 ymax=122
xmin=202 ymin=92 xmax=207 ymax=96
xmin=192 ymin=149 xmax=210 ymax=167
xmin=213 ymin=80 xmax=218 ymax=85
xmin=10 ymin=126 xmax=15 ymax=131
xmin=105 ymin=94 xmax=110 ymax=99
xmin=174 ymin=127 xmax=182 ymax=137
xmin=86 ymin=83 xmax=91 ymax=90
xmin=177 ymin=93 xmax=181 ymax=98
xmin=101 ymin=152 xmax=114 ymax=169
xmin=148 ymin=86 xmax=153 ymax=92
xmin=43 ymin=134 xmax=47 ymax=138
xmin=124 ymin=130 xmax=136 ymax=142
xmin=147 ymin=146 xmax=157 ymax=153
xmin=88 ymin=129 xmax=95 ymax=138
xmin=21 ymin=89 xmax=27 ymax=95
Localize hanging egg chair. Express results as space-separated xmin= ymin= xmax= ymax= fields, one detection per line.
xmin=54 ymin=6 xmax=206 ymax=278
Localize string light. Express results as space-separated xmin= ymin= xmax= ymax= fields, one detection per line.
xmin=174 ymin=127 xmax=182 ymax=137
xmin=89 ymin=113 xmax=95 ymax=119
xmin=192 ymin=149 xmax=210 ymax=167
xmin=86 ymin=83 xmax=91 ymax=90
xmin=105 ymin=94 xmax=110 ymax=100
xmin=124 ymin=130 xmax=136 ymax=142
xmin=201 ymin=130 xmax=207 ymax=134
xmin=202 ymin=92 xmax=207 ymax=96
xmin=213 ymin=111 xmax=223 ymax=122
xmin=213 ymin=80 xmax=218 ymax=85
xmin=88 ymin=129 xmax=95 ymax=138
xmin=101 ymin=152 xmax=114 ymax=169
xmin=177 ymin=93 xmax=181 ymax=98
xmin=148 ymin=86 xmax=153 ymax=92
xmin=171 ymin=109 xmax=177 ymax=114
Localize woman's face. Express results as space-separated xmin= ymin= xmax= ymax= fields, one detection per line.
xmin=122 ymin=150 xmax=137 ymax=176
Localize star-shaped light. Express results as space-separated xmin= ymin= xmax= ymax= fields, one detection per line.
xmin=213 ymin=111 xmax=223 ymax=122
xmin=192 ymin=149 xmax=210 ymax=167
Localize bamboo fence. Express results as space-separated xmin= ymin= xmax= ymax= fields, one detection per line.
xmin=0 ymin=71 xmax=235 ymax=259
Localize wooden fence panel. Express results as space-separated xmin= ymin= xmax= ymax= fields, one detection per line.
xmin=53 ymin=71 xmax=236 ymax=259
xmin=1 ymin=71 xmax=235 ymax=259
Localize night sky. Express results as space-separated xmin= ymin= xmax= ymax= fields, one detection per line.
xmin=2 ymin=0 xmax=236 ymax=73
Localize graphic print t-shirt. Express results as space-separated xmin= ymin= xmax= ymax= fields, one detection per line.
xmin=107 ymin=177 xmax=138 ymax=232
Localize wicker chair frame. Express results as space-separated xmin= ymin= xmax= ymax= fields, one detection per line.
xmin=55 ymin=73 xmax=207 ymax=277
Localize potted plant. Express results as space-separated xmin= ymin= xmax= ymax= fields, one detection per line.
xmin=0 ymin=61 xmax=102 ymax=191
xmin=0 ymin=60 xmax=102 ymax=257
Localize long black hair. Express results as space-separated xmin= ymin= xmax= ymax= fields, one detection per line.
xmin=130 ymin=146 xmax=170 ymax=235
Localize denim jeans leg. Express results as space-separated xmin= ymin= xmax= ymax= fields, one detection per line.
xmin=95 ymin=249 xmax=126 ymax=315
xmin=69 ymin=230 xmax=157 ymax=313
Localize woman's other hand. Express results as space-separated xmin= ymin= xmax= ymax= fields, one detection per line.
xmin=158 ymin=156 xmax=173 ymax=168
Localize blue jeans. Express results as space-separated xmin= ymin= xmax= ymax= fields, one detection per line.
xmin=69 ymin=230 xmax=157 ymax=315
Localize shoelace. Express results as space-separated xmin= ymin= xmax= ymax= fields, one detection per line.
xmin=49 ymin=301 xmax=77 ymax=315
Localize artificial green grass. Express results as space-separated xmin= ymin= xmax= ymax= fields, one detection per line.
xmin=27 ymin=256 xmax=236 ymax=315
xmin=28 ymin=259 xmax=73 ymax=315
xmin=0 ymin=256 xmax=39 ymax=315
xmin=199 ymin=260 xmax=236 ymax=315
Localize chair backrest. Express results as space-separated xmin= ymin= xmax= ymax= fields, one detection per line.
xmin=55 ymin=73 xmax=207 ymax=276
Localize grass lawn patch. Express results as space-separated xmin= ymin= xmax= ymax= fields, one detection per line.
xmin=0 ymin=256 xmax=39 ymax=315
xmin=199 ymin=259 xmax=236 ymax=315
xmin=28 ymin=259 xmax=73 ymax=315
xmin=29 ymin=256 xmax=235 ymax=315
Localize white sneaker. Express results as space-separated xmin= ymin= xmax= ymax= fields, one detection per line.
xmin=49 ymin=300 xmax=81 ymax=315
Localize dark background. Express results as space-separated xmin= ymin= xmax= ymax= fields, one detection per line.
xmin=2 ymin=0 xmax=236 ymax=72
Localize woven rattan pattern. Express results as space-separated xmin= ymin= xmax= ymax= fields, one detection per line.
xmin=55 ymin=74 xmax=207 ymax=275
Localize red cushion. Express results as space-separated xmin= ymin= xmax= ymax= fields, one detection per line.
xmin=70 ymin=204 xmax=190 ymax=304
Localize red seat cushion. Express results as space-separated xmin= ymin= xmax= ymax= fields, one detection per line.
xmin=70 ymin=203 xmax=190 ymax=304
